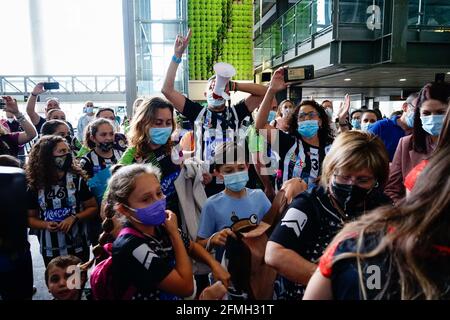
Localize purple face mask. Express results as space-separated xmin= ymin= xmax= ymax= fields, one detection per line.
xmin=123 ymin=198 xmax=167 ymax=226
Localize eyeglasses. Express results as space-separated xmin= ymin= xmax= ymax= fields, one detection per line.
xmin=298 ymin=111 xmax=319 ymax=120
xmin=333 ymin=174 xmax=376 ymax=187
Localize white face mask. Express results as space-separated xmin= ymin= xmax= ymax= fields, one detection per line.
xmin=6 ymin=118 xmax=15 ymax=123
xmin=325 ymin=108 xmax=333 ymax=120
xmin=206 ymin=90 xmax=225 ymax=108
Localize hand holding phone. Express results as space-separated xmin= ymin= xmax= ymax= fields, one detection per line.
xmin=43 ymin=82 xmax=60 ymax=90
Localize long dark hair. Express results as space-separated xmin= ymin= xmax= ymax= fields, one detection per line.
xmin=26 ymin=135 xmax=88 ymax=191
xmin=288 ymin=100 xmax=334 ymax=145
xmin=412 ymin=82 xmax=450 ymax=153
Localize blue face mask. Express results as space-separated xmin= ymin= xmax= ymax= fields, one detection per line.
xmin=86 ymin=107 xmax=94 ymax=114
xmin=361 ymin=122 xmax=375 ymax=131
xmin=268 ymin=111 xmax=277 ymax=123
xmin=405 ymin=111 xmax=415 ymax=128
xmin=150 ymin=127 xmax=172 ymax=145
xmin=351 ymin=119 xmax=361 ymax=129
xmin=223 ymin=171 xmax=249 ymax=192
xmin=421 ymin=115 xmax=444 ymax=136
xmin=124 ymin=198 xmax=167 ymax=226
xmin=297 ymin=120 xmax=319 ymax=138
xmin=206 ymin=90 xmax=225 ymax=108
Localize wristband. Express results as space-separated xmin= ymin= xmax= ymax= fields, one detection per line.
xmin=172 ymin=55 xmax=182 ymax=64
xmin=31 ymin=93 xmax=38 ymax=97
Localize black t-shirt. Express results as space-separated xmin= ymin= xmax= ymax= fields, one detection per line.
xmin=80 ymin=149 xmax=122 ymax=178
xmin=112 ymin=225 xmax=191 ymax=300
xmin=320 ymin=232 xmax=450 ymax=300
xmin=277 ymin=131 xmax=332 ymax=189
xmin=269 ymin=187 xmax=392 ymax=299
xmin=27 ymin=173 xmax=94 ymax=258
xmin=181 ymin=98 xmax=251 ymax=163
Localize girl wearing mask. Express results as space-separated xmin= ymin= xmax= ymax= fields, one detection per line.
xmin=79 ymin=119 xmax=123 ymax=244
xmin=270 ymin=99 xmax=295 ymax=132
xmin=119 ymin=97 xmax=181 ymax=218
xmin=92 ymin=164 xmax=229 ymax=300
xmin=360 ymin=110 xmax=381 ymax=131
xmin=265 ymin=131 xmax=392 ymax=299
xmin=385 ymin=81 xmax=450 ymax=204
xmin=26 ymin=135 xmax=97 ymax=266
xmin=255 ymin=67 xmax=334 ymax=191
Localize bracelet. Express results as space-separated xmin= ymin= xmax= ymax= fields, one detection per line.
xmin=72 ymin=214 xmax=79 ymax=224
xmin=31 ymin=93 xmax=38 ymax=97
xmin=172 ymin=55 xmax=182 ymax=64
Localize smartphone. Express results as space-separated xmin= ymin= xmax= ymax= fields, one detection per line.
xmin=43 ymin=82 xmax=60 ymax=90
xmin=284 ymin=65 xmax=314 ymax=82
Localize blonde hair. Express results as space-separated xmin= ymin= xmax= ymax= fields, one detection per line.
xmin=321 ymin=131 xmax=389 ymax=188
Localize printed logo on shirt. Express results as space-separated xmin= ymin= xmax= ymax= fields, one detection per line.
xmin=46 ymin=186 xmax=67 ymax=200
xmin=160 ymin=170 xmax=180 ymax=197
xmin=44 ymin=207 xmax=72 ymax=222
xmin=280 ymin=208 xmax=308 ymax=237
xmin=132 ymin=244 xmax=159 ymax=270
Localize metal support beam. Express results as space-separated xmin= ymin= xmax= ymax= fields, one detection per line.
xmin=122 ymin=0 xmax=137 ymax=117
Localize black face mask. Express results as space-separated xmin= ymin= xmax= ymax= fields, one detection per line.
xmin=97 ymin=141 xmax=114 ymax=152
xmin=54 ymin=153 xmax=72 ymax=172
xmin=331 ymin=182 xmax=373 ymax=214
xmin=65 ymin=135 xmax=73 ymax=145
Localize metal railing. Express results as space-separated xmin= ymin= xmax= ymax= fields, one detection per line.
xmin=0 ymin=75 xmax=126 ymax=96
xmin=254 ymin=0 xmax=333 ymax=68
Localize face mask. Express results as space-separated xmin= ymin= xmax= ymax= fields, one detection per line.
xmin=86 ymin=107 xmax=94 ymax=114
xmin=297 ymin=119 xmax=319 ymax=138
xmin=361 ymin=122 xmax=375 ymax=131
xmin=97 ymin=141 xmax=114 ymax=152
xmin=65 ymin=135 xmax=73 ymax=145
xmin=223 ymin=171 xmax=249 ymax=192
xmin=123 ymin=198 xmax=167 ymax=226
xmin=351 ymin=119 xmax=361 ymax=129
xmin=6 ymin=118 xmax=15 ymax=123
xmin=331 ymin=182 xmax=372 ymax=213
xmin=421 ymin=115 xmax=444 ymax=136
xmin=206 ymin=90 xmax=225 ymax=108
xmin=325 ymin=108 xmax=333 ymax=120
xmin=405 ymin=110 xmax=415 ymax=128
xmin=149 ymin=127 xmax=172 ymax=145
xmin=268 ymin=111 xmax=277 ymax=123
xmin=54 ymin=153 xmax=72 ymax=172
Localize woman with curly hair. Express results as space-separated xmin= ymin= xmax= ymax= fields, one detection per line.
xmin=26 ymin=135 xmax=98 ymax=266
xmin=118 ymin=97 xmax=181 ymax=219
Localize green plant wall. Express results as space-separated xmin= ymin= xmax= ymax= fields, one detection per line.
xmin=187 ymin=0 xmax=253 ymax=80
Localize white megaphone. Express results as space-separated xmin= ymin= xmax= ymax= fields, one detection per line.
xmin=213 ymin=62 xmax=236 ymax=101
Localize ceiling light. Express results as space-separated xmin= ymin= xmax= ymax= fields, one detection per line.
xmin=399 ymin=78 xmax=407 ymax=82
xmin=447 ymin=72 xmax=450 ymax=75
xmin=344 ymin=78 xmax=351 ymax=81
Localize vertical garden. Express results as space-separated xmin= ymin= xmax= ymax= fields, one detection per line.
xmin=187 ymin=0 xmax=254 ymax=81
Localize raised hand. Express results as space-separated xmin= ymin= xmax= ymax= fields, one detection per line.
xmin=338 ymin=94 xmax=351 ymax=122
xmin=1 ymin=96 xmax=19 ymax=115
xmin=174 ymin=29 xmax=192 ymax=58
xmin=269 ymin=67 xmax=288 ymax=93
xmin=32 ymin=83 xmax=46 ymax=96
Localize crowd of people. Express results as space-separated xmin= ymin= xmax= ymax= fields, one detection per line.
xmin=0 ymin=30 xmax=449 ymax=301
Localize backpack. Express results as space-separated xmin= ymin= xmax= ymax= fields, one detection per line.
xmin=90 ymin=227 xmax=144 ymax=300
